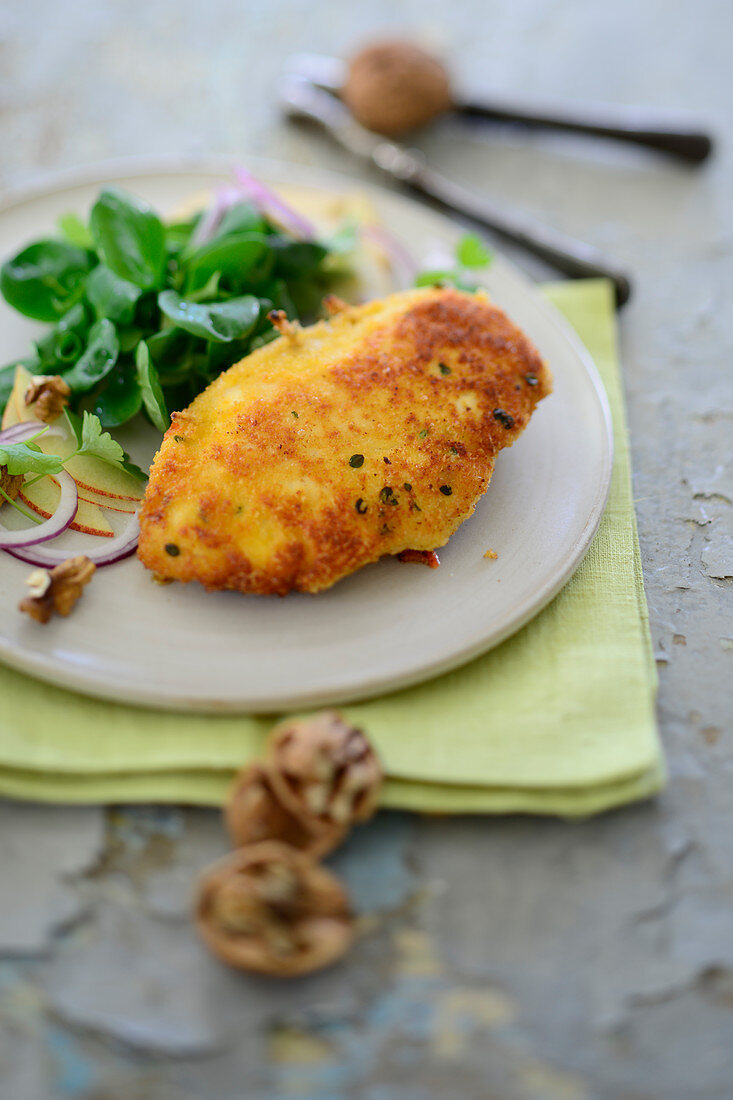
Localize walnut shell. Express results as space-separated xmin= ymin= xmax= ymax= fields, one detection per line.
xmin=195 ymin=841 xmax=353 ymax=976
xmin=266 ymin=711 xmax=382 ymax=837
xmin=224 ymin=761 xmax=345 ymax=858
xmin=344 ymin=41 xmax=453 ymax=137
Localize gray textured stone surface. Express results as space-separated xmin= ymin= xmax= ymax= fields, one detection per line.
xmin=0 ymin=804 xmax=104 ymax=954
xmin=0 ymin=0 xmax=732 ymax=1096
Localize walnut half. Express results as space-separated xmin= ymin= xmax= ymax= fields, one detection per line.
xmin=0 ymin=465 xmax=23 ymax=502
xmin=19 ymin=555 xmax=96 ymax=624
xmin=24 ymin=375 xmax=71 ymax=423
xmin=195 ymin=841 xmax=354 ymax=976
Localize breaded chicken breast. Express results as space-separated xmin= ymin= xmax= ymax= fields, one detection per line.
xmin=138 ymin=287 xmax=551 ymax=594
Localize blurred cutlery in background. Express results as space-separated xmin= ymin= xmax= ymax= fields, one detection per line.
xmin=279 ymin=74 xmax=633 ymax=306
xmin=288 ymin=44 xmax=713 ymax=162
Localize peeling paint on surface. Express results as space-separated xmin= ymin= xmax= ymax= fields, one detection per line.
xmin=519 ymin=1059 xmax=589 ymax=1100
xmin=269 ymin=1025 xmax=335 ymax=1065
xmin=701 ymin=534 xmax=733 ymax=579
xmin=0 ymin=804 xmax=104 ymax=954
xmin=431 ymin=986 xmax=518 ymax=1058
xmin=692 ymin=466 xmax=733 ymax=504
xmin=392 ymin=929 xmax=442 ymax=978
xmin=45 ymin=1026 xmax=96 ymax=1097
xmin=328 ymin=812 xmax=416 ymax=914
xmin=43 ymin=889 xmax=232 ymax=1056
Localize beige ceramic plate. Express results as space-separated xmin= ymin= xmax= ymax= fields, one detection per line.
xmin=0 ymin=157 xmax=612 ymax=712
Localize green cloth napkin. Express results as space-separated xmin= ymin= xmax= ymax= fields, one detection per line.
xmin=0 ymin=279 xmax=663 ymax=816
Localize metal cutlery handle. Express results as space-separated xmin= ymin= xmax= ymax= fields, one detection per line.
xmin=280 ymin=75 xmax=632 ymax=306
xmin=459 ymin=96 xmax=713 ymax=163
xmin=372 ymin=144 xmax=632 ymax=306
xmin=284 ymin=53 xmax=713 ymax=164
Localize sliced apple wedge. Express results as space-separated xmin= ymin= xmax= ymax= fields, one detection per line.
xmin=63 ymin=454 xmax=145 ymax=501
xmin=20 ymin=477 xmax=115 ymax=537
xmin=4 ymin=365 xmax=145 ymax=501
xmin=1 ymin=370 xmax=23 ymax=430
xmin=49 ymin=475 xmax=140 ymax=514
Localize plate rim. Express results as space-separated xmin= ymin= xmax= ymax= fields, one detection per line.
xmin=0 ymin=154 xmax=613 ymax=712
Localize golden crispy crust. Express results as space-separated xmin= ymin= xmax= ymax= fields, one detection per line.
xmin=138 ymin=287 xmax=551 ymax=594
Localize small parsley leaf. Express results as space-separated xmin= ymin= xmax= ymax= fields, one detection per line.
xmin=456 ymin=233 xmax=492 ymax=269
xmin=78 ymin=411 xmax=127 ymax=466
xmin=75 ymin=410 xmax=148 ymax=482
xmin=414 ymin=233 xmax=493 ymax=293
xmin=0 ymin=438 xmax=64 ymax=477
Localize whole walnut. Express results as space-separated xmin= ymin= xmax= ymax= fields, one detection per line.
xmin=265 ymin=711 xmax=382 ymax=839
xmin=344 ymin=41 xmax=454 ymax=137
xmin=224 ymin=761 xmax=345 ymax=858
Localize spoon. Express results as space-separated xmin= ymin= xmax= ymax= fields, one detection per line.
xmin=288 ymin=44 xmax=713 ymax=163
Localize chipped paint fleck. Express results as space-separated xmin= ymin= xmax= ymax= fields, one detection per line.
xmin=519 ymin=1059 xmax=589 ymax=1100
xmin=701 ymin=535 xmax=733 ymax=579
xmin=269 ymin=1025 xmax=335 ymax=1065
xmin=46 ymin=1026 xmax=96 ymax=1097
xmin=0 ymin=805 xmax=104 ymax=954
xmin=392 ymin=929 xmax=442 ymax=977
xmin=431 ymin=987 xmax=518 ymax=1058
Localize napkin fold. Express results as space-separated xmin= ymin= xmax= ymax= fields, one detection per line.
xmin=0 ymin=280 xmax=663 ymax=816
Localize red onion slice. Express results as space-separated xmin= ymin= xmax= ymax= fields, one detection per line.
xmin=4 ymin=514 xmax=140 ymax=568
xmin=189 ymin=185 xmax=241 ymax=248
xmin=234 ymin=165 xmax=315 ymax=239
xmin=0 ymin=420 xmax=64 ymax=444
xmin=0 ymin=470 xmax=78 ymax=548
xmin=361 ymin=225 xmax=417 ymax=287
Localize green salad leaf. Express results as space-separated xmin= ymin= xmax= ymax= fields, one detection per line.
xmin=93 ymin=363 xmax=143 ymax=428
xmin=199 ymin=201 xmax=266 ymax=247
xmin=270 ymin=239 xmax=328 ymax=277
xmin=0 ymin=240 xmax=92 ymax=322
xmin=158 ymin=290 xmax=261 ymax=343
xmin=63 ymin=318 xmax=120 ymax=393
xmin=90 ymin=188 xmax=166 ymax=290
xmin=135 ymin=341 xmax=169 ymax=432
xmin=58 ymin=212 xmax=94 ymax=250
xmin=0 ymin=179 xmax=354 ymax=449
xmin=184 ymin=233 xmax=270 ymax=293
xmin=86 ymin=264 xmax=142 ymax=325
